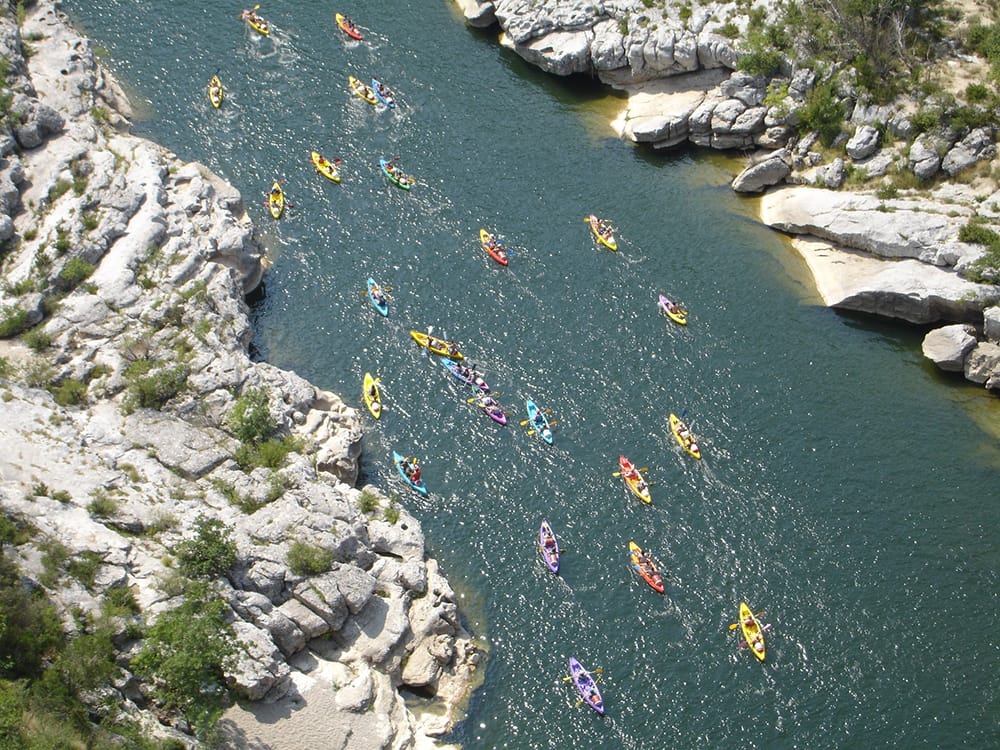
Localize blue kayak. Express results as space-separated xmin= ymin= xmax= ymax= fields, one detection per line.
xmin=440 ymin=357 xmax=489 ymax=392
xmin=526 ymin=399 xmax=553 ymax=445
xmin=393 ymin=451 xmax=427 ymax=496
xmin=367 ymin=277 xmax=388 ymax=317
xmin=371 ymin=77 xmax=396 ymax=108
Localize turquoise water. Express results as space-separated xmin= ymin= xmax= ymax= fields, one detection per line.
xmin=64 ymin=1 xmax=1000 ymax=747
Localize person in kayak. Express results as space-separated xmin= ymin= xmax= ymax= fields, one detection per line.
xmin=370 ymin=284 xmax=387 ymax=306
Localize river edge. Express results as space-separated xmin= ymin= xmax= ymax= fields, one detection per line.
xmin=0 ymin=2 xmax=482 ymax=747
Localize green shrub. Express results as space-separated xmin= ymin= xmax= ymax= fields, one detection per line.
xmin=56 ymin=256 xmax=96 ymax=291
xmin=176 ymin=516 xmax=237 ymax=579
xmin=104 ymin=585 xmax=141 ymax=616
xmin=0 ymin=554 xmax=63 ymax=677
xmin=124 ymin=359 xmax=187 ymax=410
xmin=131 ymin=582 xmax=236 ymax=734
xmin=958 ymin=220 xmax=999 ymax=245
xmin=226 ymin=387 xmax=276 ymax=444
xmin=0 ymin=305 xmax=30 ymax=338
xmin=287 ymin=540 xmax=335 ymax=576
xmin=234 ymin=434 xmax=300 ymax=471
xmin=716 ymin=21 xmax=740 ymax=38
xmin=39 ymin=538 xmax=70 ymax=588
xmin=358 ymin=489 xmax=379 ymax=514
xmin=87 ymin=489 xmax=118 ymax=518
xmin=384 ymin=502 xmax=400 ymax=524
xmin=51 ymin=377 xmax=88 ymax=407
xmin=738 ymin=49 xmax=784 ymax=76
xmin=21 ymin=326 xmax=51 ymax=352
xmin=965 ymin=82 xmax=991 ymax=103
xmin=47 ymin=178 xmax=72 ymax=204
xmin=81 ymin=210 xmax=99 ymax=232
xmin=0 ymin=357 xmax=11 ymax=380
xmin=797 ymin=80 xmax=846 ymax=146
xmin=66 ymin=550 xmax=104 ymax=590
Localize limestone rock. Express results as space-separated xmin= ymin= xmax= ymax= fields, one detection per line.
xmin=964 ymin=341 xmax=1000 ymax=386
xmin=732 ymin=151 xmax=791 ymax=193
xmin=941 ymin=127 xmax=996 ymax=177
xmin=909 ymin=133 xmax=942 ymax=180
xmin=846 ymin=125 xmax=880 ymax=160
xmin=922 ymin=325 xmax=978 ymax=371
xmin=985 ymin=306 xmax=1000 ymax=341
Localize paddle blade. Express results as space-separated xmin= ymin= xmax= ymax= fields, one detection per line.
xmin=519 ymin=420 xmax=530 ymax=426
xmin=611 ymin=472 xmax=622 ymax=477
xmin=729 ymin=623 xmax=739 ymax=630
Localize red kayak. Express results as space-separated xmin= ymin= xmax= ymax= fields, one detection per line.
xmin=479 ymin=228 xmax=509 ymax=266
xmin=335 ymin=13 xmax=362 ymax=40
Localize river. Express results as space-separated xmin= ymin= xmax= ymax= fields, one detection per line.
xmin=63 ymin=1 xmax=1000 ymax=746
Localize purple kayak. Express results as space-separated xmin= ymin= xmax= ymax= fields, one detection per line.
xmin=568 ymin=657 xmax=604 ymax=715
xmin=538 ymin=519 xmax=560 ymax=574
xmin=471 ymin=392 xmax=506 ymax=424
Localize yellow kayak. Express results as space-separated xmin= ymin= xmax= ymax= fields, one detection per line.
xmin=362 ymin=372 xmax=382 ymax=419
xmin=739 ymin=602 xmax=766 ymax=662
xmin=658 ymin=294 xmax=688 ymax=326
xmin=409 ymin=330 xmax=464 ymax=360
xmin=310 ymin=151 xmax=340 ymax=183
xmin=241 ymin=8 xmax=271 ymax=36
xmin=619 ymin=456 xmax=651 ymax=504
xmin=587 ymin=214 xmax=618 ymax=251
xmin=208 ymin=75 xmax=224 ymax=108
xmin=669 ymin=413 xmax=701 ymax=459
xmin=266 ymin=181 xmax=284 ymax=219
xmin=348 ymin=75 xmax=378 ymax=105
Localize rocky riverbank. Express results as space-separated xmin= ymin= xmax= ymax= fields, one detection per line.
xmin=454 ymin=0 xmax=1000 ymax=393
xmin=0 ymin=2 xmax=479 ymax=747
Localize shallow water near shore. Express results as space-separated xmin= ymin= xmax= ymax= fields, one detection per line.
xmin=63 ymin=0 xmax=1000 ymax=747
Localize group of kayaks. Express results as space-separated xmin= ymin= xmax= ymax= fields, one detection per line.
xmin=231 ymin=4 xmax=749 ymax=714
xmin=223 ymin=7 xmax=409 ymax=219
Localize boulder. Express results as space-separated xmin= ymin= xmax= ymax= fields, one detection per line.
xmin=846 ymin=125 xmax=880 ymax=160
xmin=922 ymin=325 xmax=978 ymax=371
xmin=732 ymin=151 xmax=791 ymax=193
xmin=964 ymin=341 xmax=1000 ymax=385
xmin=229 ymin=620 xmax=292 ymax=702
xmin=454 ymin=0 xmax=497 ymax=27
xmin=984 ymin=306 xmax=1000 ymax=341
xmin=909 ymin=133 xmax=942 ymax=180
xmin=941 ymin=127 xmax=996 ymax=177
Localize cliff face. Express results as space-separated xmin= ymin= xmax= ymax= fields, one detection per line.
xmin=0 ymin=3 xmax=479 ymax=747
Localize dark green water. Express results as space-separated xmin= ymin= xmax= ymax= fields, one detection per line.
xmin=64 ymin=1 xmax=1000 ymax=747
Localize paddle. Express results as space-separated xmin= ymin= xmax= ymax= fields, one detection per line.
xmin=562 ymin=667 xmax=602 ymax=682
xmin=527 ymin=421 xmax=557 ymax=436
xmin=612 ymin=467 xmax=649 ymax=477
xmin=728 ymin=611 xmax=766 ymax=630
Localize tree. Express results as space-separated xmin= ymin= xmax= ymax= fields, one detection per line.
xmin=131 ymin=582 xmax=236 ymax=736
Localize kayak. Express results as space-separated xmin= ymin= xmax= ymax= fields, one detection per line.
xmin=618 ymin=456 xmax=651 ymax=504
xmin=267 ymin=181 xmax=284 ymax=219
xmin=310 ymin=151 xmax=340 ymax=183
xmin=335 ymin=12 xmax=362 ymax=40
xmin=525 ymin=399 xmax=553 ymax=445
xmin=348 ymin=76 xmax=378 ymax=105
xmin=409 ymin=330 xmax=463 ymax=360
xmin=658 ymin=294 xmax=688 ymax=325
xmin=471 ymin=392 xmax=507 ymax=425
xmin=440 ymin=358 xmax=489 ymax=392
xmin=362 ymin=372 xmax=382 ymax=419
xmin=586 ymin=214 xmax=618 ymax=251
xmin=208 ymin=75 xmax=224 ymax=108
xmin=479 ymin=229 xmax=509 ymax=266
xmin=379 ymin=158 xmax=413 ymax=190
xmin=628 ymin=541 xmax=664 ymax=594
xmin=241 ymin=8 xmax=270 ymax=36
xmin=538 ymin=519 xmax=560 ymax=574
xmin=393 ymin=451 xmax=428 ymax=497
xmin=739 ymin=602 xmax=766 ymax=662
xmin=669 ymin=413 xmax=702 ymax=460
xmin=568 ymin=657 xmax=604 ymax=715
xmin=367 ymin=277 xmax=388 ymax=317
xmin=371 ymin=77 xmax=396 ymax=108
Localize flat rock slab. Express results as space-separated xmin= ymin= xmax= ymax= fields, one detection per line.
xmin=611 ymin=69 xmax=728 ymax=145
